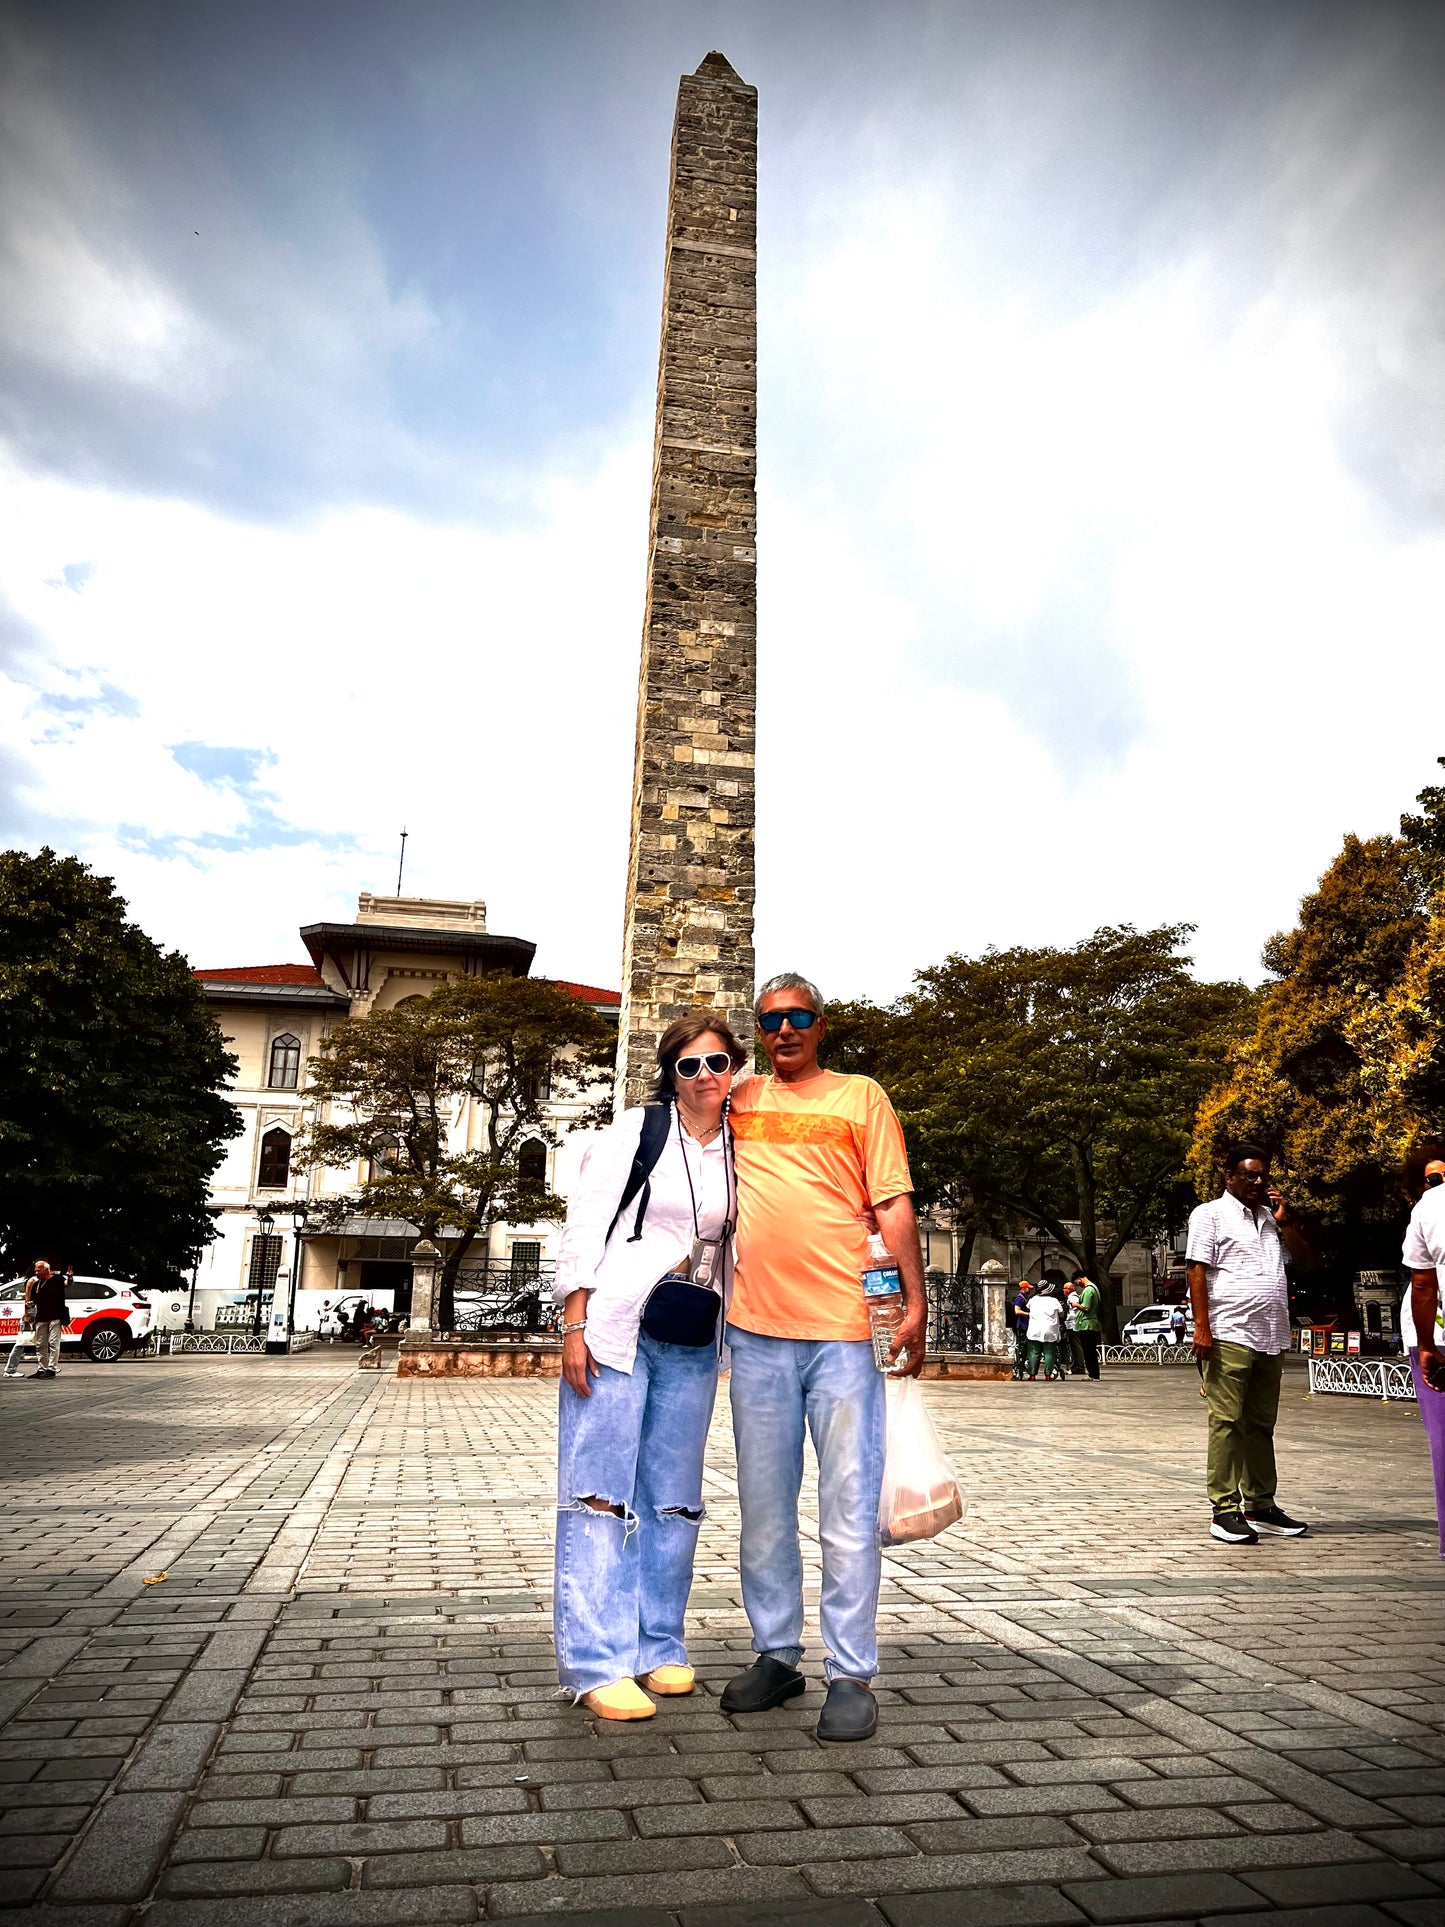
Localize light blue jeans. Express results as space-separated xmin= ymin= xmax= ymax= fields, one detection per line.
xmin=554 ymin=1331 xmax=718 ymax=1695
xmin=727 ymin=1325 xmax=886 ymax=1683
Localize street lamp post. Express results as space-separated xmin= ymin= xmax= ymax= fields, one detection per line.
xmin=266 ymin=1201 xmax=309 ymax=1354
xmin=251 ymin=1206 xmax=276 ymax=1336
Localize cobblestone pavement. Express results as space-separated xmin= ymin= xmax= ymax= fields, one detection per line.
xmin=1 ymin=1350 xmax=1443 ymax=1927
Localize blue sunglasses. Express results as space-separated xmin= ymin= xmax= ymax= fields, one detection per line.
xmin=758 ymin=1007 xmax=818 ymax=1035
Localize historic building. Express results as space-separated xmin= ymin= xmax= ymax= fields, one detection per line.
xmin=189 ymin=892 xmax=617 ymax=1333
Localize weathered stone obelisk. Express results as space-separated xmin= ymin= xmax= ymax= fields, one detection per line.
xmin=615 ymin=52 xmax=758 ymax=1110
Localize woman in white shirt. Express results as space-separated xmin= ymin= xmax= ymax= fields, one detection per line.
xmin=1025 ymin=1281 xmax=1067 ymax=1380
xmin=552 ymin=1013 xmax=745 ymax=1720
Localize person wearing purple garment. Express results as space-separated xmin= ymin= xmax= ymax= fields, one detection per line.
xmin=1403 ymin=1146 xmax=1445 ymax=1557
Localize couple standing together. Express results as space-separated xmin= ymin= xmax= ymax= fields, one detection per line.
xmin=551 ymin=973 xmax=924 ymax=1744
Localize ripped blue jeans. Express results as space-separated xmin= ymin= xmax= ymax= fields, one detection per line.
xmin=554 ymin=1331 xmax=718 ymax=1695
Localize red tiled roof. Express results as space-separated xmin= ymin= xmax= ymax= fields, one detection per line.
xmin=192 ymin=964 xmax=621 ymax=1005
xmin=547 ymin=980 xmax=622 ymax=1006
xmin=193 ymin=964 xmax=328 ymax=986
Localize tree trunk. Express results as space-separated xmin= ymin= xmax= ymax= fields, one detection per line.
xmin=436 ymin=1226 xmax=476 ymax=1334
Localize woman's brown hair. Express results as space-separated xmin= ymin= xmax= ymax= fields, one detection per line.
xmin=651 ymin=1011 xmax=749 ymax=1103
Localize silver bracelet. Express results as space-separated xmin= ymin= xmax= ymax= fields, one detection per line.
xmin=560 ymin=1320 xmax=588 ymax=1336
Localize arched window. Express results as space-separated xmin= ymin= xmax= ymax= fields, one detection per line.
xmin=258 ymin=1126 xmax=291 ymax=1190
xmin=518 ymin=1139 xmax=547 ymax=1187
xmin=268 ymin=1033 xmax=301 ymax=1089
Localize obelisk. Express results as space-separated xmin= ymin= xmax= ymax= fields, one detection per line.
xmin=615 ymin=51 xmax=758 ymax=1110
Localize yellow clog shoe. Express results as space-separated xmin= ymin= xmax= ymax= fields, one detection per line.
xmin=581 ymin=1679 xmax=656 ymax=1720
xmin=639 ymin=1665 xmax=694 ymax=1696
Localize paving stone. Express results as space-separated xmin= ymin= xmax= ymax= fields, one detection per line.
xmin=273 ymin=1818 xmax=448 ymax=1856
xmin=122 ymin=1719 xmax=221 ymax=1790
xmin=808 ymin=1847 xmax=1102 ymax=1897
xmin=1363 ymin=1828 xmax=1445 ymax=1861
xmin=904 ymin=1816 xmax=1083 ymax=1854
xmin=1096 ymin=1829 xmax=1382 ymax=1876
xmin=964 ymin=1784 xmax=1128 ymax=1816
xmin=1061 ymin=1871 xmax=1264 ymax=1921
xmin=160 ymin=1857 xmax=351 ymax=1897
xmin=539 ymin=1777 xmax=704 ymax=1809
xmin=738 ymin=1826 xmax=918 ymax=1864
xmin=169 ymin=1825 xmax=270 ymax=1861
xmin=488 ymin=1869 xmax=812 ymax=1915
xmin=1243 ymin=1865 xmax=1441 ymax=1906
xmin=49 ymin=1788 xmax=187 ymax=1901
xmin=554 ymin=1834 xmax=736 ymax=1876
xmin=362 ymin=1846 xmax=549 ymax=1886
xmin=145 ymin=1891 xmax=479 ymax=1925
xmin=801 ymin=1795 xmax=965 ymax=1826
xmin=875 ymin=1890 xmax=1087 ymax=1927
xmin=681 ymin=1905 xmax=886 ymax=1927
xmin=634 ymin=1800 xmax=806 ymax=1837
xmin=459 ymin=1808 xmax=631 ymax=1846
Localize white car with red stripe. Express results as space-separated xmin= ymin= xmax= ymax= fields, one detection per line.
xmin=0 ymin=1277 xmax=154 ymax=1363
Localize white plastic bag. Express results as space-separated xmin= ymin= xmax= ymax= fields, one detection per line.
xmin=878 ymin=1375 xmax=965 ymax=1546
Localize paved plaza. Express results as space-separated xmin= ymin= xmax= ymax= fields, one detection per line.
xmin=0 ymin=1351 xmax=1443 ymax=1927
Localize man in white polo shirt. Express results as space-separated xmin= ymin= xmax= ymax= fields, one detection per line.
xmin=1187 ymin=1144 xmax=1312 ymax=1546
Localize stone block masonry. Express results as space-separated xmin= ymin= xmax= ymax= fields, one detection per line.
xmin=616 ymin=51 xmax=758 ymax=1110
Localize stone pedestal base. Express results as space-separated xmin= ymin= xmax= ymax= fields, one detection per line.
xmin=919 ymin=1353 xmax=1012 ymax=1382
xmin=397 ymin=1336 xmax=562 ymax=1379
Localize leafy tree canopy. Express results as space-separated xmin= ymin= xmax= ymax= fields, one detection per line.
xmin=0 ymin=847 xmax=241 ymax=1283
xmin=829 ymin=927 xmax=1250 ymax=1331
xmin=300 ymin=975 xmax=614 ymax=1327
xmin=1193 ymin=762 xmax=1445 ymax=1274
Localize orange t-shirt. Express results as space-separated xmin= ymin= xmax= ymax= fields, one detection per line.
xmin=728 ymin=1069 xmax=914 ymax=1341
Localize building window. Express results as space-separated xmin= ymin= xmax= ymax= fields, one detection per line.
xmin=518 ymin=1139 xmax=547 ymax=1187
xmin=258 ymin=1126 xmax=291 ymax=1190
xmin=367 ymin=1135 xmax=402 ymax=1183
xmin=268 ymin=1033 xmax=301 ymax=1089
xmin=510 ymin=1240 xmax=542 ymax=1279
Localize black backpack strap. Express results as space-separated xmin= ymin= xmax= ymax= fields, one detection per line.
xmin=606 ymin=1103 xmax=673 ymax=1245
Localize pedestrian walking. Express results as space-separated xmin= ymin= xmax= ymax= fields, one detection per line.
xmin=1187 ymin=1143 xmax=1312 ymax=1546
xmin=1170 ymin=1303 xmax=1188 ymax=1348
xmin=1011 ymin=1282 xmax=1033 ymax=1379
xmin=1025 ymin=1278 xmax=1066 ymax=1380
xmin=551 ymin=1011 xmax=745 ymax=1720
xmin=1401 ymin=1145 xmax=1445 ymax=1557
xmin=1068 ymin=1269 xmax=1102 ymax=1380
xmin=722 ymin=972 xmax=925 ymax=1744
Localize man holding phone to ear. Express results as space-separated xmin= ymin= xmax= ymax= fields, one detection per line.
xmin=1187 ymin=1144 xmax=1312 ymax=1546
xmin=1404 ymin=1149 xmax=1445 ymax=1555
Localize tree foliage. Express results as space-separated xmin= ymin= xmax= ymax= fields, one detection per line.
xmin=0 ymin=847 xmax=241 ymax=1283
xmin=300 ymin=975 xmax=614 ymax=1327
xmin=830 ymin=927 xmax=1250 ymax=1332
xmin=1193 ymin=764 xmax=1445 ymax=1271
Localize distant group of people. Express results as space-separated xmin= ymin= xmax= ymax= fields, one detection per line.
xmin=1011 ymin=1270 xmax=1102 ymax=1382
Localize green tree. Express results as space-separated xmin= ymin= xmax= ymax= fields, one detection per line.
xmin=893 ymin=926 xmax=1249 ymax=1336
xmin=300 ymin=976 xmax=614 ymax=1328
xmin=0 ymin=847 xmax=241 ymax=1282
xmin=1191 ymin=833 xmax=1430 ymax=1259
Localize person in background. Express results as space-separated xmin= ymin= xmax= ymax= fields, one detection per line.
xmin=1402 ymin=1145 xmax=1445 ymax=1557
xmin=1069 ymin=1269 xmax=1102 ymax=1380
xmin=551 ymin=1012 xmax=745 ymax=1720
xmin=1170 ymin=1303 xmax=1189 ymax=1348
xmin=1012 ymin=1281 xmax=1033 ymax=1380
xmin=16 ymin=1262 xmax=68 ymax=1379
xmin=722 ymin=972 xmax=924 ymax=1745
xmin=1188 ymin=1143 xmax=1312 ymax=1546
xmin=1025 ymin=1277 xmax=1066 ymax=1380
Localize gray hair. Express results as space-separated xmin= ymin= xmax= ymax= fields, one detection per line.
xmin=754 ymin=971 xmax=824 ymax=1019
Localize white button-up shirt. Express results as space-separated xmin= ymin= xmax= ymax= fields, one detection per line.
xmin=553 ymin=1106 xmax=732 ymax=1374
xmin=1185 ymin=1189 xmax=1292 ymax=1355
xmin=1400 ymin=1187 xmax=1445 ymax=1349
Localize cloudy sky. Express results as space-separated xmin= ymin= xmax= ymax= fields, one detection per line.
xmin=3 ymin=0 xmax=1443 ymax=999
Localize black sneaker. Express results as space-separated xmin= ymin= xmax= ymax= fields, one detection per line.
xmin=1210 ymin=1511 xmax=1259 ymax=1545
xmin=1244 ymin=1504 xmax=1308 ymax=1537
xmin=719 ymin=1656 xmax=806 ymax=1715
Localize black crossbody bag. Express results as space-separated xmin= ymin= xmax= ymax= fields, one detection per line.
xmin=607 ymin=1103 xmax=734 ymax=1349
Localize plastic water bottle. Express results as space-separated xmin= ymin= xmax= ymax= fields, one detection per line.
xmin=862 ymin=1231 xmax=904 ymax=1372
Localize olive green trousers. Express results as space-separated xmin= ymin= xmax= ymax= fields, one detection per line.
xmin=1202 ymin=1341 xmax=1283 ymax=1516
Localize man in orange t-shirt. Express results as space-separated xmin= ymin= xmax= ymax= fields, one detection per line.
xmin=720 ymin=972 xmax=926 ymax=1744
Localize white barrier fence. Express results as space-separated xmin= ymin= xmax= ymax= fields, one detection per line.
xmin=1308 ymin=1355 xmax=1416 ymax=1402
xmin=1098 ymin=1344 xmax=1196 ymax=1365
xmin=150 ymin=1331 xmax=317 ymax=1357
